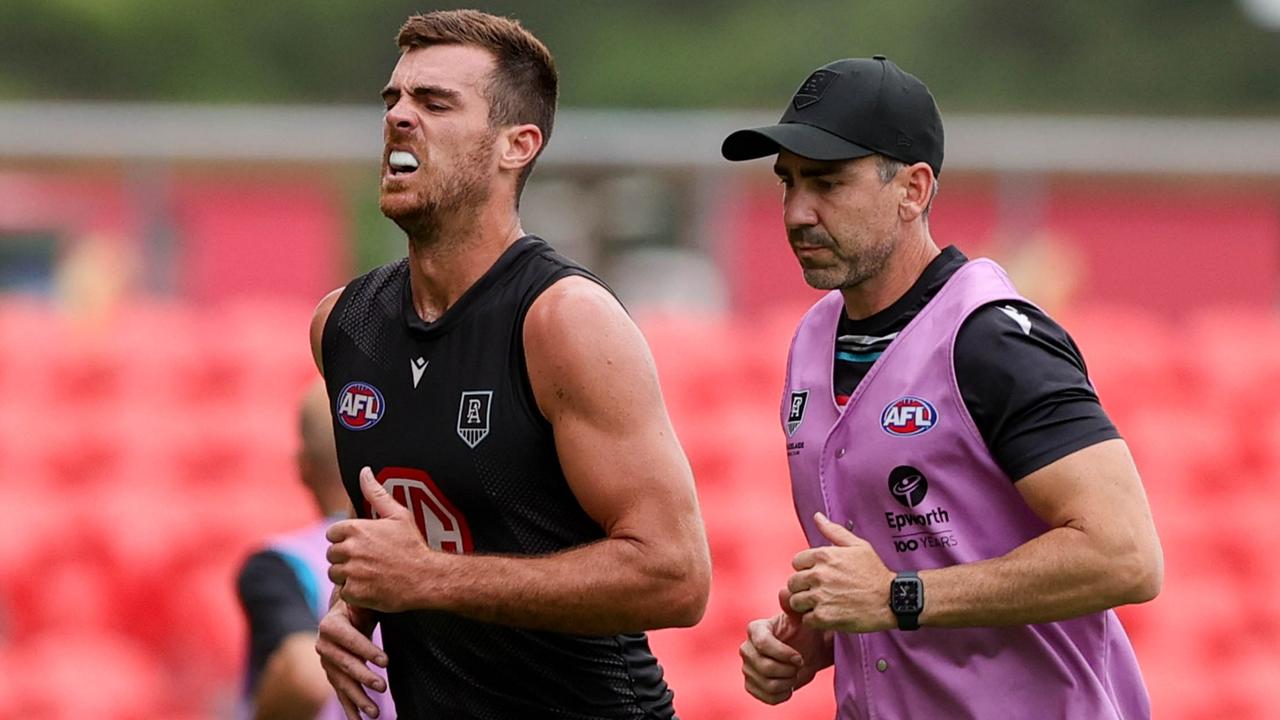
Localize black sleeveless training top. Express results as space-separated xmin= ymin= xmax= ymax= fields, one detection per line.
xmin=321 ymin=236 xmax=677 ymax=719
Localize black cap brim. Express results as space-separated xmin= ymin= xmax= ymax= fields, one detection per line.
xmin=721 ymin=123 xmax=876 ymax=162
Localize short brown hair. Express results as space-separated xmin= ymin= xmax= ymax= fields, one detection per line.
xmin=397 ymin=10 xmax=558 ymax=198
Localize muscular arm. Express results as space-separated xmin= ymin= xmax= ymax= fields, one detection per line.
xmin=331 ymin=277 xmax=711 ymax=635
xmin=418 ymin=277 xmax=709 ymax=633
xmin=310 ymin=287 xmax=345 ymax=374
xmin=252 ymin=633 xmax=332 ymax=720
xmin=915 ymin=304 xmax=1160 ymax=625
xmin=918 ymin=438 xmax=1162 ymax=627
xmin=790 ymin=439 xmax=1162 ymax=632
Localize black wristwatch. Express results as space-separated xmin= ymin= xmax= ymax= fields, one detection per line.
xmin=889 ymin=571 xmax=924 ymax=631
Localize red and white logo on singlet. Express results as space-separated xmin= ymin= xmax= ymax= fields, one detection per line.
xmin=336 ymin=381 xmax=385 ymax=431
xmin=881 ymin=396 xmax=938 ymax=437
xmin=370 ymin=467 xmax=473 ymax=554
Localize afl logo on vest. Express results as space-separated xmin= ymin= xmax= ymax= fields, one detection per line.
xmin=336 ymin=381 xmax=385 ymax=431
xmin=881 ymin=396 xmax=937 ymax=436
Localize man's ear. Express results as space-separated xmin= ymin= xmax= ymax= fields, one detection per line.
xmin=898 ymin=162 xmax=936 ymax=222
xmin=498 ymin=123 xmax=543 ymax=174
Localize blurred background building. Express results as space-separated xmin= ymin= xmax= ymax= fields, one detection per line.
xmin=1 ymin=1 xmax=1278 ymax=718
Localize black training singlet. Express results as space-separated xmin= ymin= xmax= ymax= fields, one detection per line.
xmin=321 ymin=236 xmax=676 ymax=720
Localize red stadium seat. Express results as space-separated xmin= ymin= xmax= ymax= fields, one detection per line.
xmin=0 ymin=653 xmax=13 ymax=707
xmin=640 ymin=312 xmax=743 ymax=415
xmin=193 ymin=303 xmax=320 ymax=438
xmin=6 ymin=295 xmax=1278 ymax=718
xmin=0 ymin=300 xmax=66 ymax=399
xmin=22 ymin=405 xmax=146 ymax=491
xmin=7 ymin=559 xmax=116 ymax=641
xmin=130 ymin=300 xmax=305 ymax=411
xmin=158 ymin=563 xmax=247 ymax=696
xmin=725 ymin=308 xmax=801 ymax=403
xmin=1122 ymin=405 xmax=1247 ymax=499
xmin=0 ymin=485 xmax=90 ymax=639
xmin=662 ymin=644 xmax=751 ymax=720
xmin=1064 ymin=304 xmax=1182 ymax=424
xmin=111 ymin=300 xmax=211 ymax=407
xmin=7 ymin=631 xmax=168 ymax=718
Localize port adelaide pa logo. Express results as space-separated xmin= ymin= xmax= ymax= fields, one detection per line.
xmin=457 ymin=390 xmax=493 ymax=448
xmin=336 ymin=381 xmax=384 ymax=431
xmin=786 ymin=390 xmax=809 ymax=437
xmin=881 ymin=396 xmax=937 ymax=437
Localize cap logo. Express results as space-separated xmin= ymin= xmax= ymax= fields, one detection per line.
xmin=793 ymin=69 xmax=836 ymax=110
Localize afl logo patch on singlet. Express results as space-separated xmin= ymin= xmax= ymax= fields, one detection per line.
xmin=336 ymin=381 xmax=385 ymax=431
xmin=881 ymin=396 xmax=937 ymax=437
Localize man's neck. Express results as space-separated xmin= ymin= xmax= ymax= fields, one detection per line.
xmin=406 ymin=202 xmax=524 ymax=323
xmin=840 ymin=230 xmax=941 ymax=321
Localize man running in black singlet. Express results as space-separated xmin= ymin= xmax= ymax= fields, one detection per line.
xmin=310 ymin=10 xmax=711 ymax=720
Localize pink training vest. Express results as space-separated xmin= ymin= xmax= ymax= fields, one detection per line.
xmin=247 ymin=519 xmax=397 ymax=720
xmin=783 ymin=259 xmax=1149 ymax=720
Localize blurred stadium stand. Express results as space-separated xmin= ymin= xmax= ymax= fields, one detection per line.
xmin=2 ymin=104 xmax=1279 ymax=718
xmin=4 ymin=298 xmax=1280 ymax=718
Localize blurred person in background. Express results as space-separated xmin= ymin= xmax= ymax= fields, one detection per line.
xmin=723 ymin=57 xmax=1162 ymax=719
xmin=236 ymin=381 xmax=394 ymax=720
xmin=311 ymin=10 xmax=709 ymax=720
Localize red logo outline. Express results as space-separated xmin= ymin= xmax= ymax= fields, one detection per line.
xmin=369 ymin=466 xmax=473 ymax=554
xmin=880 ymin=396 xmax=938 ymax=437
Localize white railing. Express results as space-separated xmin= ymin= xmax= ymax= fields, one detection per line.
xmin=2 ymin=102 xmax=1278 ymax=175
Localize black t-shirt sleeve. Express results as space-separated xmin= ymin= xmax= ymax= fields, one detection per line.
xmin=954 ymin=301 xmax=1121 ymax=481
xmin=236 ymin=550 xmax=321 ymax=693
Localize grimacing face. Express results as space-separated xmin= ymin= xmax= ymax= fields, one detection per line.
xmin=773 ymin=152 xmax=901 ymax=291
xmin=379 ymin=44 xmax=500 ymax=236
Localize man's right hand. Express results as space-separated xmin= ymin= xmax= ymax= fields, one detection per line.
xmin=315 ymin=597 xmax=389 ymax=719
xmin=739 ymin=588 xmax=834 ymax=705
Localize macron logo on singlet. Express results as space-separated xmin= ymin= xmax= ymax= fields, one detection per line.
xmin=336 ymin=381 xmax=385 ymax=431
xmin=411 ymin=356 xmax=428 ymax=388
xmin=998 ymin=305 xmax=1033 ymax=335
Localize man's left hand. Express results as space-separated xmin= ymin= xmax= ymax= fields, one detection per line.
xmin=786 ymin=512 xmax=897 ymax=633
xmin=326 ymin=467 xmax=439 ymax=613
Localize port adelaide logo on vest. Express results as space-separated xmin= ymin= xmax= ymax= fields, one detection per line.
xmin=885 ymin=465 xmax=957 ymax=554
xmin=336 ymin=381 xmax=385 ymax=431
xmin=786 ymin=389 xmax=809 ymax=456
xmin=881 ymin=396 xmax=937 ymax=436
xmin=786 ymin=389 xmax=809 ymax=436
xmin=457 ymin=390 xmax=493 ymax=448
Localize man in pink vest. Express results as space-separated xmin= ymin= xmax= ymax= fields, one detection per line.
xmin=723 ymin=57 xmax=1163 ymax=719
xmin=236 ymin=382 xmax=395 ymax=720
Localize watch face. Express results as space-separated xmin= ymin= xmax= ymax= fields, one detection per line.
xmin=891 ymin=578 xmax=922 ymax=612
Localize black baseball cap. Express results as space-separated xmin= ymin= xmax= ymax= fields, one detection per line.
xmin=722 ymin=56 xmax=944 ymax=176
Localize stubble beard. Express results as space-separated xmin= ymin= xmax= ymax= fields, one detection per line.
xmin=792 ymin=227 xmax=896 ymax=291
xmin=380 ymin=133 xmax=496 ymax=248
